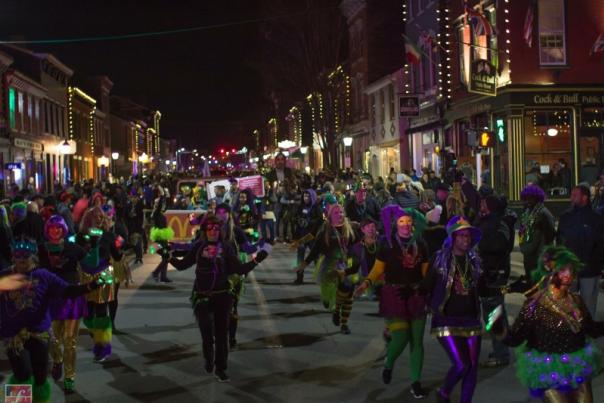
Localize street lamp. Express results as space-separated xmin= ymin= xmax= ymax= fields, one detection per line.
xmin=342 ymin=137 xmax=353 ymax=169
xmin=139 ymin=153 xmax=149 ymax=163
xmin=59 ymin=139 xmax=72 ymax=155
xmin=300 ymin=146 xmax=308 ymax=154
xmin=111 ymin=152 xmax=119 ymax=160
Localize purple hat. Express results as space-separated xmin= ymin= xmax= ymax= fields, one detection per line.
xmin=444 ymin=215 xmax=482 ymax=249
xmin=45 ymin=215 xmax=69 ymax=239
xmin=520 ymin=184 xmax=546 ymax=203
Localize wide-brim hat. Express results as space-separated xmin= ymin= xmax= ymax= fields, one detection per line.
xmin=445 ymin=215 xmax=481 ymax=248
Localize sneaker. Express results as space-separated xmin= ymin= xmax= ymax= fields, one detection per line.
xmin=340 ymin=325 xmax=351 ymax=335
xmin=410 ymin=381 xmax=428 ymax=399
xmin=94 ymin=354 xmax=109 ymax=363
xmin=204 ymin=361 xmax=214 ymax=374
xmin=214 ymin=369 xmax=230 ymax=382
xmin=481 ymin=357 xmax=510 ymax=368
xmin=436 ymin=389 xmax=450 ymax=403
xmin=51 ymin=363 xmax=63 ymax=381
xmin=382 ymin=367 xmax=392 ymax=384
xmin=332 ymin=312 xmax=340 ymax=326
xmin=63 ymin=378 xmax=75 ymax=393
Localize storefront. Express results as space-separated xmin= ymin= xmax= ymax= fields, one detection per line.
xmin=446 ymin=86 xmax=604 ymax=202
xmin=10 ymin=137 xmax=44 ymax=193
xmin=369 ymin=140 xmax=400 ymax=179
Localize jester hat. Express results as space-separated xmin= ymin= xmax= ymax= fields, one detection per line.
xmin=444 ymin=215 xmax=482 ymax=249
xmin=380 ymin=204 xmax=426 ymax=246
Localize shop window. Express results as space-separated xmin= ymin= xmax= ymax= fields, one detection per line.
xmin=538 ymin=0 xmax=566 ymax=66
xmin=579 ymin=107 xmax=604 ymax=184
xmin=458 ymin=25 xmax=471 ymax=85
xmin=17 ymin=92 xmax=24 ymax=131
xmin=380 ymin=90 xmax=385 ymax=124
xmin=389 ymin=84 xmax=395 ymax=120
xmin=524 ymin=109 xmax=573 ymax=198
xmin=8 ymin=88 xmax=16 ymax=129
xmin=370 ymin=93 xmax=376 ymax=128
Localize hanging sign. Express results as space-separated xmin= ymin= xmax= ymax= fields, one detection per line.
xmin=469 ymin=59 xmax=497 ymax=97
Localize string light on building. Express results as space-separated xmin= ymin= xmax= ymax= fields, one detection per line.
xmin=402 ymin=0 xmax=407 ymax=22
xmin=444 ymin=6 xmax=452 ymax=99
xmin=89 ymin=106 xmax=96 ymax=155
xmin=307 ymin=93 xmax=317 ymax=134
xmin=504 ymin=0 xmax=512 ymax=84
xmin=67 ymin=87 xmax=74 ymax=139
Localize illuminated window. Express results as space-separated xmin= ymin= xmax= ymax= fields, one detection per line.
xmin=458 ymin=25 xmax=471 ymax=85
xmin=538 ymin=0 xmax=566 ymax=65
xmin=8 ymin=88 xmax=15 ymax=129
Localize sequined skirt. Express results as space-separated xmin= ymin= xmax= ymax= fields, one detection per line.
xmin=515 ymin=342 xmax=603 ymax=396
xmin=49 ymin=295 xmax=88 ymax=320
xmin=380 ymin=284 xmax=427 ymax=320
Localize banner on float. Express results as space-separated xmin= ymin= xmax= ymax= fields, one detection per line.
xmin=206 ymin=175 xmax=265 ymax=199
xmin=238 ymin=175 xmax=265 ymax=197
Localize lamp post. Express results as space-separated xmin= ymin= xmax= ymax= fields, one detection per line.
xmin=58 ymin=139 xmax=75 ymax=184
xmin=111 ymin=152 xmax=119 ymax=178
xmin=342 ymin=136 xmax=353 ymax=169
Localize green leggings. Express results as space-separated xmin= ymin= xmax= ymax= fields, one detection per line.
xmin=385 ymin=318 xmax=426 ymax=383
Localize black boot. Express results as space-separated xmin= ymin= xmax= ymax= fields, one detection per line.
xmin=293 ymin=271 xmax=303 ymax=285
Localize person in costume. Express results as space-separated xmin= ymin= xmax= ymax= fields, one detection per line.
xmin=39 ymin=215 xmax=100 ymax=392
xmin=355 ymin=206 xmax=429 ymax=398
xmin=150 ymin=187 xmax=175 ymax=283
xmin=348 ymin=218 xmax=380 ymax=300
xmin=78 ymin=206 xmax=118 ymax=363
xmin=492 ymin=246 xmax=604 ymax=402
xmin=424 ymin=216 xmax=484 ymax=403
xmin=290 ymin=188 xmax=323 ymax=285
xmin=518 ymin=185 xmax=555 ymax=284
xmin=215 ymin=203 xmax=257 ymax=349
xmin=101 ymin=205 xmax=132 ymax=331
xmin=169 ymin=214 xmax=269 ymax=382
xmin=0 ymin=237 xmax=108 ymax=403
xmin=296 ymin=203 xmax=359 ymax=328
xmin=233 ymin=188 xmax=259 ymax=242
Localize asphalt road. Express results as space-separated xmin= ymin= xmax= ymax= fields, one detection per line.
xmin=2 ymin=245 xmax=604 ymax=402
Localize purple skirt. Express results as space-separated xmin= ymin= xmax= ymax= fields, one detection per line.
xmin=50 ymin=296 xmax=88 ymax=321
xmin=379 ymin=284 xmax=427 ymax=320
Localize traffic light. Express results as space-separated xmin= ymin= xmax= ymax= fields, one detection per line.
xmin=496 ymin=119 xmax=505 ymax=143
xmin=479 ymin=130 xmax=495 ymax=148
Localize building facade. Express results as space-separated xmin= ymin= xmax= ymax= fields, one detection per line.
xmin=446 ymin=0 xmax=604 ymax=203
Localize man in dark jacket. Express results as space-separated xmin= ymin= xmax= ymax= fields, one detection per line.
xmin=475 ymin=195 xmax=513 ymax=367
xmin=345 ymin=188 xmax=378 ymax=224
xmin=556 ymin=185 xmax=604 ymax=318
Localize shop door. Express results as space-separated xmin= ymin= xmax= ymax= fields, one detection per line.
xmin=579 ymin=134 xmax=603 ymax=185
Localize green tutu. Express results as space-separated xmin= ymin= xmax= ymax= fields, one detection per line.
xmin=515 ymin=342 xmax=602 ymax=393
xmin=313 ymin=255 xmax=338 ymax=312
xmin=150 ymin=227 xmax=175 ymax=242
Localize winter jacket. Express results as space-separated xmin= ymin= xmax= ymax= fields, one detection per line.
xmin=556 ymin=205 xmax=604 ymax=278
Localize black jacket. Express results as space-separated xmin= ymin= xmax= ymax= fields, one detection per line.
xmin=557 ymin=205 xmax=604 ymax=278
xmin=476 ymin=213 xmax=512 ymax=291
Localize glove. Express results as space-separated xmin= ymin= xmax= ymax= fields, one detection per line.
xmin=506 ymin=276 xmax=530 ymax=294
xmin=96 ymin=266 xmax=114 ymax=286
xmin=255 ymin=250 xmax=268 ymax=263
xmin=397 ymin=286 xmax=412 ymax=300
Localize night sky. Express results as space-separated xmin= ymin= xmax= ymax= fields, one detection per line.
xmin=0 ymin=0 xmax=266 ymax=151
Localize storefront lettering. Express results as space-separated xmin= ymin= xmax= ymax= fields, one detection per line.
xmin=13 ymin=138 xmax=43 ymax=152
xmin=532 ymin=93 xmax=604 ymax=105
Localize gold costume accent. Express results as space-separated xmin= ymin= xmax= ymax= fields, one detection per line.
xmin=50 ymin=319 xmax=81 ymax=379
xmin=543 ymin=381 xmax=592 ymax=403
xmin=431 ymin=326 xmax=483 ymax=338
xmin=80 ymin=270 xmax=114 ymax=303
xmin=4 ymin=328 xmax=50 ymax=352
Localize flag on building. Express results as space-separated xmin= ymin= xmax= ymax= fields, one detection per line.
xmin=523 ymin=0 xmax=536 ymax=47
xmin=405 ymin=40 xmax=421 ymax=64
xmin=591 ymin=33 xmax=604 ymax=55
xmin=465 ymin=4 xmax=494 ymax=37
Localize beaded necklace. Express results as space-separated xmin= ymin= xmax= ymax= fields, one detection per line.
xmin=519 ymin=203 xmax=544 ymax=244
xmin=542 ymin=289 xmax=583 ymax=333
xmin=453 ymin=254 xmax=472 ymax=290
xmin=363 ymin=238 xmax=377 ymax=254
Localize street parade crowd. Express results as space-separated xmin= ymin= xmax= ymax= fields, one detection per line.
xmin=2 ymin=151 xmax=604 ymax=402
